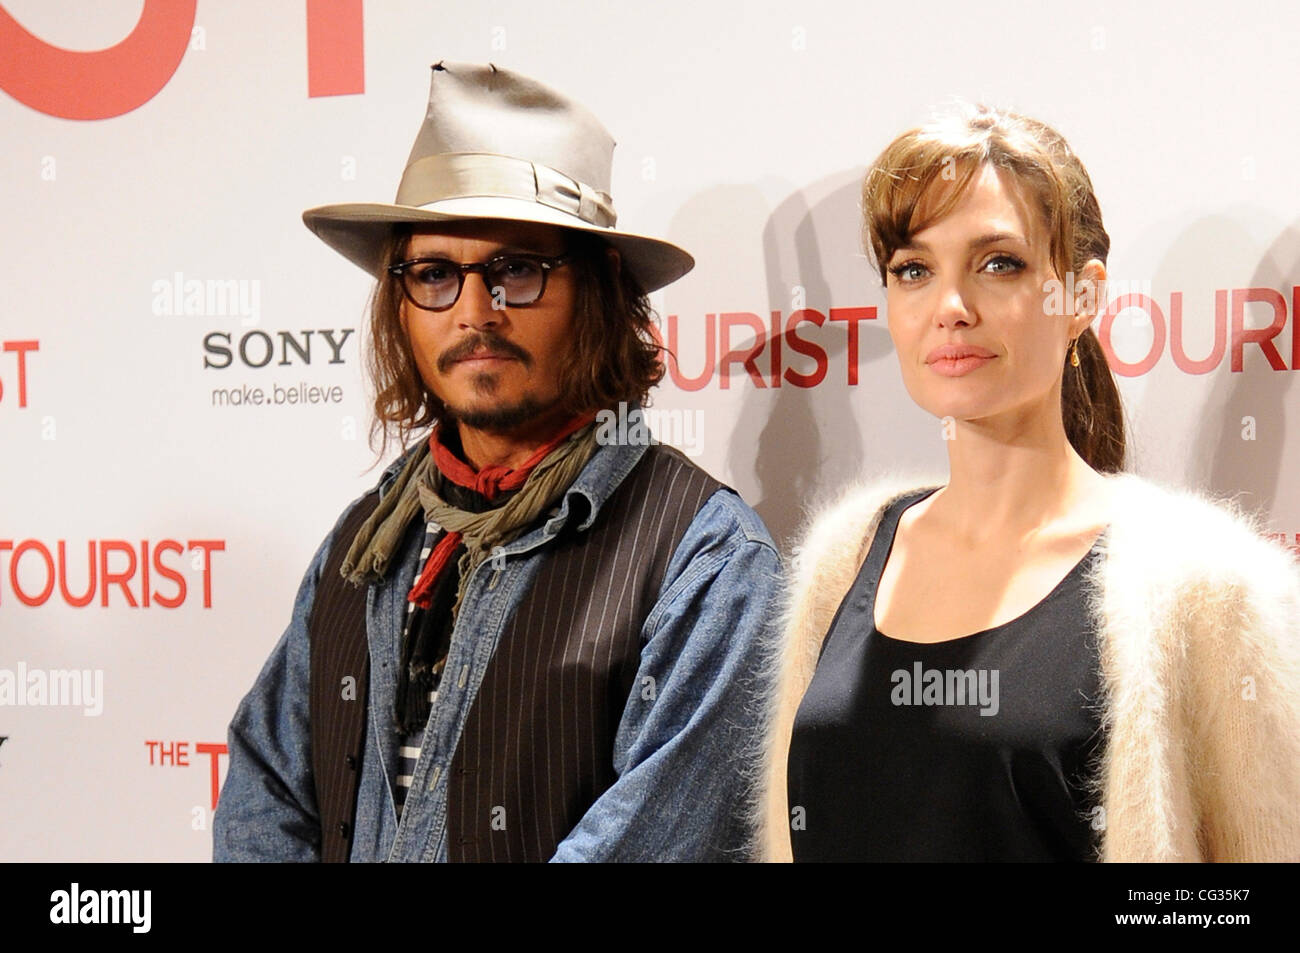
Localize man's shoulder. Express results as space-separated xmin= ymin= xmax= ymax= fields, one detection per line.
xmin=633 ymin=442 xmax=727 ymax=506
xmin=636 ymin=443 xmax=775 ymax=548
xmin=313 ymin=443 xmax=424 ymax=560
xmin=621 ymin=444 xmax=780 ymax=569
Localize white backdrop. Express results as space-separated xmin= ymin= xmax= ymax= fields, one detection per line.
xmin=2 ymin=0 xmax=1297 ymax=861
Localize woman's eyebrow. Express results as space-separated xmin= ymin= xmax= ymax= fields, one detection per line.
xmin=968 ymin=231 xmax=1027 ymax=249
xmin=892 ymin=231 xmax=1028 ymax=256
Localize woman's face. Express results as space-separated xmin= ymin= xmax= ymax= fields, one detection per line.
xmin=883 ymin=163 xmax=1097 ymax=430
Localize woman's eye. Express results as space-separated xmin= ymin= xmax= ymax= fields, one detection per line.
xmin=983 ymin=255 xmax=1025 ymax=275
xmin=889 ymin=261 xmax=927 ymax=283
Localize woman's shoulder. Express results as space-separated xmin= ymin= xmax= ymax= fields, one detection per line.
xmin=1099 ymin=471 xmax=1299 ymax=600
xmin=1096 ymin=474 xmax=1300 ymax=862
xmin=791 ymin=472 xmax=945 ymax=580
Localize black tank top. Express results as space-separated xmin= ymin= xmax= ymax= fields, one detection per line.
xmin=787 ymin=487 xmax=1107 ymax=862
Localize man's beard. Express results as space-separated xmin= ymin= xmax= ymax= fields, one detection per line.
xmin=434 ymin=330 xmax=559 ymax=434
xmin=442 ymin=389 xmax=557 ymax=434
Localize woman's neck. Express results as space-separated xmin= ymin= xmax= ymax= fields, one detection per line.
xmin=932 ymin=405 xmax=1108 ymax=546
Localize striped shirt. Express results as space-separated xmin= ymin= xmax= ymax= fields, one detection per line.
xmin=394 ymin=521 xmax=445 ymax=817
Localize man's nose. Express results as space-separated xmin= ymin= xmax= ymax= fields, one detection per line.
xmin=454 ymin=270 xmax=505 ymax=327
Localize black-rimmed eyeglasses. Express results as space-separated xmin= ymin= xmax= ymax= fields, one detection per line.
xmin=387 ymin=253 xmax=571 ymax=312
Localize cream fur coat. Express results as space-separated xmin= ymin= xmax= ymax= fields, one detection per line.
xmin=757 ymin=471 xmax=1300 ymax=862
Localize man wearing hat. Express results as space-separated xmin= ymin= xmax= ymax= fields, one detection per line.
xmin=213 ymin=62 xmax=780 ymax=862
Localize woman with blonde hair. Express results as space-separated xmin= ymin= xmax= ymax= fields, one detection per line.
xmin=758 ymin=105 xmax=1300 ymax=861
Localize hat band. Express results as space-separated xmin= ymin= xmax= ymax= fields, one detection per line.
xmin=394 ymin=153 xmax=617 ymax=228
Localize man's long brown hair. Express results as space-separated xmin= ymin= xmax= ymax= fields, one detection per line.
xmin=364 ymin=225 xmax=665 ymax=461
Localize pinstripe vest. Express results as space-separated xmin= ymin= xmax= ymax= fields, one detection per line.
xmin=309 ymin=444 xmax=722 ymax=862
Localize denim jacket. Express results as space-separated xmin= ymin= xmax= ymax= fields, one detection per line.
xmin=213 ymin=437 xmax=781 ymax=862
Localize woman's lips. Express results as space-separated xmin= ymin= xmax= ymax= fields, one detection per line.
xmin=927 ymin=354 xmax=995 ymax=377
xmin=925 ymin=344 xmax=996 ymax=377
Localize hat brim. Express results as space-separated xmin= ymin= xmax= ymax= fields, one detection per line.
xmin=302 ymin=197 xmax=694 ymax=293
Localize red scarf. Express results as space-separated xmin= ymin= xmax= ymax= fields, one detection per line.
xmin=407 ymin=414 xmax=595 ymax=608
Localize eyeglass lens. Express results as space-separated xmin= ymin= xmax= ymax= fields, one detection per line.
xmin=405 ymin=257 xmax=546 ymax=309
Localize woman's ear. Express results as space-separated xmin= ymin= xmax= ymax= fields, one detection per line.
xmin=1071 ymin=258 xmax=1107 ymax=337
xmin=606 ymin=246 xmax=622 ymax=274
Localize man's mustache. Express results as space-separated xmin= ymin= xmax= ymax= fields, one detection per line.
xmin=437 ymin=332 xmax=533 ymax=373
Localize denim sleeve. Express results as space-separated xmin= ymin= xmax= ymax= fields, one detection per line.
xmin=549 ymin=490 xmax=783 ymax=862
xmin=212 ymin=499 xmax=359 ymax=862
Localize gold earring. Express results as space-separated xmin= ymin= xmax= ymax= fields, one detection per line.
xmin=1070 ymin=338 xmax=1080 ymax=367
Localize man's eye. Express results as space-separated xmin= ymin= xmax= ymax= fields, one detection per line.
xmin=495 ymin=257 xmax=541 ymax=280
xmin=412 ymin=262 xmax=456 ymax=284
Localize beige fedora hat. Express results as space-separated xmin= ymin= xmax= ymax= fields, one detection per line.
xmin=302 ymin=61 xmax=694 ymax=293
